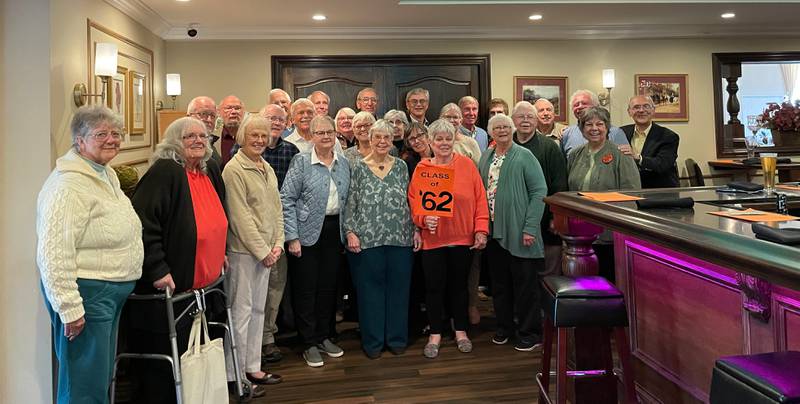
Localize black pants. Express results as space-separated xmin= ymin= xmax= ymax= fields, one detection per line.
xmin=127 ymin=323 xmax=192 ymax=404
xmin=486 ymin=239 xmax=543 ymax=341
xmin=421 ymin=246 xmax=472 ymax=334
xmin=290 ymin=215 xmax=341 ymax=348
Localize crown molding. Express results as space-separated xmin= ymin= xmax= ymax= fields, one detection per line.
xmin=399 ymin=0 xmax=800 ymax=3
xmin=103 ymin=0 xmax=172 ymax=37
xmin=162 ymin=24 xmax=800 ymax=41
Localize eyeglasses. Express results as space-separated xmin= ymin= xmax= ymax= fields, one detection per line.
xmin=493 ymin=125 xmax=512 ymax=131
xmin=630 ymin=104 xmax=654 ymax=112
xmin=354 ymin=123 xmax=373 ymax=130
xmin=312 ymin=130 xmax=335 ymax=137
xmin=265 ymin=116 xmax=286 ymax=123
xmin=182 ymin=133 xmax=209 ymax=141
xmin=388 ymin=120 xmax=405 ymax=126
xmin=190 ymin=111 xmax=217 ymax=120
xmin=407 ymin=135 xmax=425 ymax=144
xmin=409 ymin=99 xmax=428 ymax=106
xmin=512 ymin=114 xmax=536 ymax=120
xmin=222 ymin=105 xmax=242 ymax=111
xmin=358 ymin=97 xmax=378 ymax=103
xmin=88 ymin=131 xmax=123 ymax=141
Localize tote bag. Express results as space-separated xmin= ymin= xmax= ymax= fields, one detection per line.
xmin=180 ymin=311 xmax=228 ymax=404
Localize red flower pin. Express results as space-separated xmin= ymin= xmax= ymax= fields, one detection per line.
xmin=601 ymin=153 xmax=614 ymax=164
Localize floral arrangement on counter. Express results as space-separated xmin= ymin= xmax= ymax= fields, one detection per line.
xmin=759 ymin=101 xmax=800 ymax=132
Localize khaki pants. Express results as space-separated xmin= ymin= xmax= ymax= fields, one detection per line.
xmin=262 ymin=253 xmax=288 ymax=345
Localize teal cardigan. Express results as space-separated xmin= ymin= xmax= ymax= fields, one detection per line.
xmin=478 ymin=143 xmax=548 ymax=259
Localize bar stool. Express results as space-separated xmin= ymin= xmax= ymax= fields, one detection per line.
xmin=536 ymin=275 xmax=636 ymax=404
xmin=710 ymin=351 xmax=800 ymax=404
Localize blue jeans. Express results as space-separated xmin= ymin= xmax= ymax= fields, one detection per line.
xmin=348 ymin=245 xmax=413 ymax=354
xmin=43 ymin=279 xmax=134 ymax=404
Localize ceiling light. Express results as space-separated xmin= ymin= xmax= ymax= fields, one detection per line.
xmin=529 ymin=14 xmax=543 ymax=21
xmin=176 ymin=0 xmax=190 ymax=2
xmin=312 ymin=14 xmax=326 ymax=21
xmin=721 ymin=12 xmax=736 ymax=19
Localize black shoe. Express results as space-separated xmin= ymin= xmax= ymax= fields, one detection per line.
xmin=388 ymin=346 xmax=406 ymax=355
xmin=492 ymin=333 xmax=509 ymax=345
xmin=363 ymin=349 xmax=382 ymax=359
xmin=514 ymin=338 xmax=543 ymax=352
xmin=247 ymin=372 xmax=283 ymax=385
xmin=262 ymin=343 xmax=283 ymax=363
xmin=229 ymin=382 xmax=266 ymax=399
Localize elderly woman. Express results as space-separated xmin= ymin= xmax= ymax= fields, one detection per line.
xmin=440 ymin=103 xmax=481 ymax=166
xmin=222 ymin=115 xmax=284 ymax=385
xmin=384 ymin=109 xmax=409 ymax=152
xmin=281 ymin=115 xmax=351 ymax=368
xmin=408 ymin=119 xmax=489 ymax=359
xmin=567 ymin=107 xmax=641 ymax=280
xmin=335 ymin=107 xmax=356 ymax=148
xmin=401 ymin=121 xmax=432 ymax=177
xmin=128 ymin=116 xmax=231 ymax=402
xmin=478 ymin=114 xmax=548 ymax=352
xmin=36 ymin=105 xmax=143 ymax=403
xmin=343 ymin=111 xmax=376 ymax=165
xmin=343 ymin=119 xmax=418 ymax=359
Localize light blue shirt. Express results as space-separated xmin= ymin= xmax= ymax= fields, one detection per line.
xmin=560 ymin=125 xmax=629 ymax=157
xmin=460 ymin=126 xmax=489 ymax=151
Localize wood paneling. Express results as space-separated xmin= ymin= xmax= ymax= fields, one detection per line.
xmin=774 ymin=289 xmax=800 ymax=351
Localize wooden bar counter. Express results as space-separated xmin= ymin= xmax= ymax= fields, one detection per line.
xmin=545 ymin=187 xmax=800 ymax=404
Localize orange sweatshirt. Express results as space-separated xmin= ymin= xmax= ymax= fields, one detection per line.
xmin=408 ymin=154 xmax=489 ymax=250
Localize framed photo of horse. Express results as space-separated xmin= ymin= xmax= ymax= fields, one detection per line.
xmin=635 ymin=74 xmax=689 ymax=121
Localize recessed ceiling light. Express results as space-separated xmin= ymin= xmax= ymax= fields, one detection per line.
xmin=176 ymin=0 xmax=190 ymax=2
xmin=721 ymin=12 xmax=736 ymax=19
xmin=529 ymin=14 xmax=543 ymax=21
xmin=312 ymin=14 xmax=327 ymax=21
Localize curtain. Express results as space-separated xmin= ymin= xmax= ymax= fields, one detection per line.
xmin=779 ymin=63 xmax=800 ymax=101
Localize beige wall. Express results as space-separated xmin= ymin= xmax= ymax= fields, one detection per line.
xmin=166 ymin=38 xmax=800 ymax=178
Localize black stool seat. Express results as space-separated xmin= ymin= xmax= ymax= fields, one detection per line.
xmin=710 ymin=351 xmax=800 ymax=404
xmin=542 ymin=275 xmax=628 ymax=328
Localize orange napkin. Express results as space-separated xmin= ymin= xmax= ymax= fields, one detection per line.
xmin=579 ymin=192 xmax=644 ymax=202
xmin=713 ymin=159 xmax=738 ymax=164
xmin=708 ymin=208 xmax=798 ymax=222
xmin=776 ymin=184 xmax=800 ymax=191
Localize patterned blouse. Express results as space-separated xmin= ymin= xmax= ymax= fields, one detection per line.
xmin=486 ymin=153 xmax=506 ymax=221
xmin=343 ymin=158 xmax=415 ymax=249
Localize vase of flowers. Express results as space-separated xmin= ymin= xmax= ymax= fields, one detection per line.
xmin=758 ymin=101 xmax=800 ymax=147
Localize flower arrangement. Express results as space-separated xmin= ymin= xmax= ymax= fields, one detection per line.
xmin=759 ymin=101 xmax=800 ymax=132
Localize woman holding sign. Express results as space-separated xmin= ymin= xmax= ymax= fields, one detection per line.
xmin=408 ymin=118 xmax=489 ymax=359
xmin=478 ymin=113 xmax=548 ymax=352
xmin=343 ymin=119 xmax=418 ymax=359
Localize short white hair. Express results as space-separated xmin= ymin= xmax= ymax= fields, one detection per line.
xmin=488 ymin=114 xmax=515 ymax=133
xmin=570 ymin=89 xmax=599 ymax=107
xmin=511 ymin=101 xmax=535 ymax=116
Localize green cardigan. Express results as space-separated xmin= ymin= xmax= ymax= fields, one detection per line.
xmin=567 ymin=140 xmax=641 ymax=192
xmin=478 ymin=143 xmax=548 ymax=259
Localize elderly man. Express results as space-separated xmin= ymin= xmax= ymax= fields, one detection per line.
xmin=512 ymin=101 xmax=567 ymax=276
xmin=355 ymin=87 xmax=378 ymax=115
xmin=269 ymin=88 xmax=293 ymax=138
xmin=285 ymin=98 xmax=343 ymax=154
xmin=186 ymin=96 xmax=221 ymax=163
xmin=257 ymin=103 xmax=300 ymax=363
xmin=405 ymin=88 xmax=430 ymax=126
xmin=218 ymin=95 xmax=245 ymax=166
xmin=619 ymin=95 xmax=680 ymax=188
xmin=559 ymin=90 xmax=629 ymax=157
xmin=534 ymin=98 xmax=568 ymax=146
xmin=459 ymin=96 xmax=489 ymax=151
xmin=488 ymin=98 xmax=509 ymax=117
xmin=309 ymin=90 xmax=330 ymax=116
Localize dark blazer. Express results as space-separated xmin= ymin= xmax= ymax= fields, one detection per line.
xmin=621 ymin=123 xmax=680 ymax=188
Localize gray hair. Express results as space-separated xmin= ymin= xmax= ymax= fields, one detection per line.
xmin=309 ymin=90 xmax=330 ymax=103
xmin=570 ymin=89 xmax=599 ymax=107
xmin=70 ymin=105 xmax=124 ymax=149
xmin=427 ymin=118 xmax=456 ymax=141
xmin=259 ymin=103 xmax=285 ymax=117
xmin=511 ymin=101 xmax=535 ymax=116
xmin=458 ymin=96 xmax=478 ymax=109
xmin=151 ymin=117 xmax=212 ymax=172
xmin=369 ymin=119 xmax=394 ymax=140
xmin=290 ymin=98 xmax=314 ymax=116
xmin=383 ymin=109 xmax=409 ymax=125
xmin=578 ymin=106 xmax=611 ymax=129
xmin=310 ymin=115 xmax=335 ymax=133
xmin=269 ymin=88 xmax=291 ymax=102
xmin=352 ymin=111 xmax=376 ymax=126
xmin=488 ymin=114 xmax=515 ymax=133
xmin=186 ymin=96 xmax=216 ymax=114
xmin=235 ymin=114 xmax=272 ymax=146
xmin=405 ymin=88 xmax=429 ymax=102
xmin=628 ymin=95 xmax=655 ymax=109
xmin=439 ymin=103 xmax=462 ymax=118
xmin=356 ymin=87 xmax=377 ymax=100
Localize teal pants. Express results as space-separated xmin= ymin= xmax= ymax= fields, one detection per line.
xmin=348 ymin=246 xmax=413 ymax=355
xmin=43 ymin=279 xmax=134 ymax=404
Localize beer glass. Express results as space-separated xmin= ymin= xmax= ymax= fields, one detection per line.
xmin=760 ymin=152 xmax=778 ymax=195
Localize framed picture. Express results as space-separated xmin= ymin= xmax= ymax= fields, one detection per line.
xmin=514 ymin=76 xmax=568 ymax=123
xmin=635 ymin=74 xmax=689 ymax=121
xmin=107 ymin=66 xmax=128 ymax=130
xmin=129 ymin=70 xmax=146 ymax=134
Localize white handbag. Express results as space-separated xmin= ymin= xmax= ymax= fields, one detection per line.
xmin=180 ymin=311 xmax=228 ymax=404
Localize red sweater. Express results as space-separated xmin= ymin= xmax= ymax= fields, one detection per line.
xmin=187 ymin=170 xmax=228 ymax=289
xmin=408 ymin=154 xmax=489 ymax=250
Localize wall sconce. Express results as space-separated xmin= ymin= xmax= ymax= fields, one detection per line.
xmin=598 ymin=68 xmax=615 ymax=107
xmin=73 ymin=42 xmax=118 ymax=107
xmin=166 ymin=73 xmax=182 ymax=110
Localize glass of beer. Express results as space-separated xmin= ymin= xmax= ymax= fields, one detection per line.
xmin=760 ymin=152 xmax=778 ymax=195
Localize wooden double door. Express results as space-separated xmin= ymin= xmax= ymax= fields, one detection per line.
xmin=271 ymin=54 xmax=491 ymax=126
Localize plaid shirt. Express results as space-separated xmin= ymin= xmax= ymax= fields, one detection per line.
xmin=263 ymin=137 xmax=300 ymax=189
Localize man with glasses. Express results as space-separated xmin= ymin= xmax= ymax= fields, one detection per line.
xmin=458 ymin=96 xmax=488 ymax=151
xmin=269 ymin=88 xmax=293 ymax=138
xmin=286 ymin=98 xmax=343 ymax=154
xmin=356 ymin=87 xmax=379 ymax=115
xmin=218 ymin=95 xmax=245 ymax=166
xmin=559 ymin=89 xmax=629 ymax=157
xmin=406 ymin=88 xmax=430 ymax=126
xmin=187 ymin=96 xmax=221 ymax=163
xmin=619 ymin=95 xmax=680 ymax=188
xmin=533 ymin=98 xmax=567 ymax=146
xmin=512 ymin=101 xmax=567 ymax=277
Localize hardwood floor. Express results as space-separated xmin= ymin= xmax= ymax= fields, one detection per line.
xmin=248 ymin=315 xmax=543 ymax=403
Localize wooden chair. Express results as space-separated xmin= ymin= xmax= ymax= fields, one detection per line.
xmin=685 ymin=158 xmax=705 ymax=186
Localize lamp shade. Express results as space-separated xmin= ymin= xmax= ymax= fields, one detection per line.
xmin=94 ymin=43 xmax=118 ymax=77
xmin=166 ymin=74 xmax=181 ymax=96
xmin=602 ymin=69 xmax=616 ymax=89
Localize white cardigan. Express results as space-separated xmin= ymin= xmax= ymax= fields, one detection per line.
xmin=36 ymin=149 xmax=143 ymax=323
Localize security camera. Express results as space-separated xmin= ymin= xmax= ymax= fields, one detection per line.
xmin=187 ymin=24 xmax=199 ymax=38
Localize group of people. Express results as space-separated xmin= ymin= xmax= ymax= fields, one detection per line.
xmin=36 ymin=83 xmax=680 ymax=403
